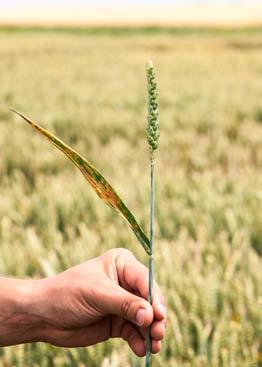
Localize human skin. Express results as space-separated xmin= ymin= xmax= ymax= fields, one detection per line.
xmin=0 ymin=248 xmax=166 ymax=357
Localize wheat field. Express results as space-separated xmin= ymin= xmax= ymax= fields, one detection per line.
xmin=0 ymin=26 xmax=261 ymax=367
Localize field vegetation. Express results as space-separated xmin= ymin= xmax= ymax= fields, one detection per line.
xmin=0 ymin=26 xmax=261 ymax=366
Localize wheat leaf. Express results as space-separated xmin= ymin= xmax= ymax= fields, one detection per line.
xmin=10 ymin=108 xmax=150 ymax=255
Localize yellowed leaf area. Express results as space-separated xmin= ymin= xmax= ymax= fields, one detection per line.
xmin=11 ymin=109 xmax=150 ymax=255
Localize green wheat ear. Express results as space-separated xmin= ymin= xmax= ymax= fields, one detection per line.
xmin=145 ymin=60 xmax=160 ymax=367
xmin=146 ymin=60 xmax=160 ymax=155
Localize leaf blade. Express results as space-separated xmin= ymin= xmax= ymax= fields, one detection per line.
xmin=10 ymin=108 xmax=150 ymax=255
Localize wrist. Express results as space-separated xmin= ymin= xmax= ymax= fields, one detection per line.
xmin=0 ymin=277 xmax=45 ymax=346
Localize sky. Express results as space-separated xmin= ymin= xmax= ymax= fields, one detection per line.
xmin=0 ymin=0 xmax=260 ymax=6
xmin=0 ymin=0 xmax=261 ymax=25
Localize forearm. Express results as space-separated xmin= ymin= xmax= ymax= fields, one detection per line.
xmin=0 ymin=277 xmax=42 ymax=346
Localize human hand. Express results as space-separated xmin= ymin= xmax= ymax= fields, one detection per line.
xmin=27 ymin=248 xmax=166 ymax=356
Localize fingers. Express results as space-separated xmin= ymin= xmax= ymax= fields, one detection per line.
xmin=116 ymin=250 xmax=164 ymax=298
xmin=121 ymin=322 xmax=146 ymax=357
xmin=140 ymin=320 xmax=165 ymax=342
xmin=43 ymin=317 xmax=163 ymax=356
xmin=150 ymin=320 xmax=166 ymax=340
xmin=152 ymin=339 xmax=161 ymax=354
xmin=100 ymin=248 xmax=166 ymax=356
xmin=121 ymin=322 xmax=162 ymax=356
xmin=111 ymin=316 xmax=165 ymax=357
xmin=99 ymin=281 xmax=154 ymax=328
xmin=153 ymin=295 xmax=167 ymax=321
xmin=115 ymin=249 xmax=167 ymax=321
xmin=116 ymin=250 xmax=150 ymax=298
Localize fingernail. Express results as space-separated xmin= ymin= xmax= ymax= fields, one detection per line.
xmin=158 ymin=304 xmax=166 ymax=318
xmin=136 ymin=309 xmax=146 ymax=326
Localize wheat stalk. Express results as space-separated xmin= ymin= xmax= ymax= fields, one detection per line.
xmin=145 ymin=60 xmax=160 ymax=367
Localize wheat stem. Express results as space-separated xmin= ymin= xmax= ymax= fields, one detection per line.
xmin=146 ymin=157 xmax=155 ymax=367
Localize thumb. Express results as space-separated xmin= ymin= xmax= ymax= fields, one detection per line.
xmin=102 ymin=283 xmax=153 ymax=327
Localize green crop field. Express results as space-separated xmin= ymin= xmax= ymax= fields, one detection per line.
xmin=0 ymin=26 xmax=261 ymax=367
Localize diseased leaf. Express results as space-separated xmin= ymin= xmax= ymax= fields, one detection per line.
xmin=10 ymin=108 xmax=150 ymax=255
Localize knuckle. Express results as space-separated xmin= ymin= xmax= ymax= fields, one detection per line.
xmin=119 ymin=248 xmax=134 ymax=258
xmin=105 ymin=248 xmax=133 ymax=259
xmin=104 ymin=248 xmax=119 ymax=258
xmin=115 ymin=248 xmax=135 ymax=268
xmin=102 ymin=249 xmax=123 ymax=270
xmin=120 ymin=297 xmax=132 ymax=317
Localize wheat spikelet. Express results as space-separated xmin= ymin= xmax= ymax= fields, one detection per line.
xmin=146 ymin=60 xmax=160 ymax=155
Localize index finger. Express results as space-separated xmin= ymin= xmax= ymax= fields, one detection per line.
xmin=116 ymin=250 xmax=166 ymax=321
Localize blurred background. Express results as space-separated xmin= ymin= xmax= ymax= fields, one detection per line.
xmin=0 ymin=1 xmax=261 ymax=366
xmin=1 ymin=0 xmax=262 ymax=25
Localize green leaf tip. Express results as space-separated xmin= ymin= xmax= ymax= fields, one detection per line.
xmin=146 ymin=61 xmax=160 ymax=154
xmin=10 ymin=108 xmax=151 ymax=255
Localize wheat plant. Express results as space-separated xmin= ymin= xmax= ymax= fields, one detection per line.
xmin=10 ymin=61 xmax=160 ymax=367
xmin=145 ymin=60 xmax=160 ymax=367
xmin=10 ymin=63 xmax=159 ymax=364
